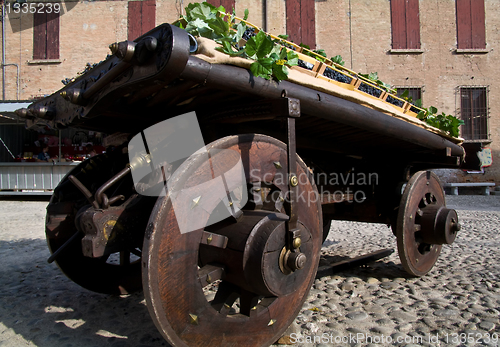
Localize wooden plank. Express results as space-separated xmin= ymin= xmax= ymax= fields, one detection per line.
xmin=128 ymin=1 xmax=142 ymax=41
xmin=33 ymin=12 xmax=47 ymax=59
xmin=301 ymin=0 xmax=316 ymax=49
xmin=456 ymin=0 xmax=472 ymax=49
xmin=405 ymin=0 xmax=420 ymax=49
xmin=46 ymin=12 xmax=59 ymax=59
xmin=141 ymin=0 xmax=156 ymax=35
xmin=286 ymin=0 xmax=302 ymax=45
xmin=470 ymin=0 xmax=486 ymax=49
xmin=390 ymin=0 xmax=407 ymax=49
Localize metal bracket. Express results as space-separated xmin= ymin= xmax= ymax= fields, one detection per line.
xmin=282 ymin=96 xmax=301 ymax=251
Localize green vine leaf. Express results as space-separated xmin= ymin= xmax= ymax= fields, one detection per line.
xmin=250 ymin=57 xmax=273 ymax=79
xmin=246 ymin=31 xmax=274 ymax=59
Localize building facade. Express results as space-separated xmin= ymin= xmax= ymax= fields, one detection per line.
xmin=0 ymin=0 xmax=498 ymax=183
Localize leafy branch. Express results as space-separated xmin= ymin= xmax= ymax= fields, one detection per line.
xmin=179 ymin=2 xmax=298 ymax=81
xmin=178 ymin=2 xmax=463 ymax=138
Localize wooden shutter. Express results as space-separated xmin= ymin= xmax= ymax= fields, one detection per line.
xmin=46 ymin=12 xmax=60 ymax=59
xmin=391 ymin=0 xmax=420 ymax=49
xmin=33 ymin=13 xmax=47 ymax=59
xmin=141 ymin=0 xmax=156 ymax=34
xmin=286 ymin=0 xmax=315 ymax=49
xmin=33 ymin=12 xmax=59 ymax=59
xmin=128 ymin=1 xmax=142 ymax=40
xmin=405 ymin=0 xmax=420 ymax=49
xmin=456 ymin=0 xmax=472 ymax=49
xmin=128 ymin=0 xmax=156 ymax=41
xmin=470 ymin=0 xmax=486 ymax=49
xmin=208 ymin=0 xmax=235 ymax=12
xmin=391 ymin=0 xmax=407 ymax=49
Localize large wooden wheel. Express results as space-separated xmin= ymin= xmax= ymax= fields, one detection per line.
xmin=46 ymin=154 xmax=143 ymax=294
xmin=396 ymin=170 xmax=459 ymax=277
xmin=143 ymin=134 xmax=322 ymax=347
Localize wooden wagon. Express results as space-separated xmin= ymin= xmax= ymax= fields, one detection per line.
xmin=16 ymin=16 xmax=475 ymax=346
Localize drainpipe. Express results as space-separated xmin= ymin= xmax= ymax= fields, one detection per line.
xmin=262 ymin=0 xmax=267 ymax=32
xmin=2 ymin=3 xmax=6 ymax=100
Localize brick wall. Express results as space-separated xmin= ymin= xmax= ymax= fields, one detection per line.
xmin=1 ymin=0 xmax=498 ymax=182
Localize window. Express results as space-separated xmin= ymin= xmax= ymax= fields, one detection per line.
xmin=286 ymin=0 xmax=315 ymax=49
xmin=396 ymin=86 xmax=422 ymax=103
xmin=456 ymin=0 xmax=486 ymax=49
xmin=460 ymin=87 xmax=488 ymax=140
xmin=390 ymin=0 xmax=421 ymax=50
xmin=207 ymin=0 xmax=235 ymax=12
xmin=128 ymin=0 xmax=156 ymax=41
xmin=33 ymin=11 xmax=59 ymax=60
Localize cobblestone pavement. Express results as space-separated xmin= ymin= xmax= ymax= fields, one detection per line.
xmin=0 ymin=196 xmax=499 ymax=347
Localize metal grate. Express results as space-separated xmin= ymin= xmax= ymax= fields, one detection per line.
xmin=460 ymin=87 xmax=488 ymax=140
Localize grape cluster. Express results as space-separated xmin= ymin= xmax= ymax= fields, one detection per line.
xmin=409 ymin=106 xmax=420 ymax=114
xmin=297 ymin=59 xmax=314 ymax=70
xmin=242 ymin=28 xmax=256 ymax=40
xmin=358 ymin=83 xmax=383 ymax=98
xmin=386 ymin=95 xmax=404 ymax=108
xmin=323 ymin=67 xmax=353 ymax=84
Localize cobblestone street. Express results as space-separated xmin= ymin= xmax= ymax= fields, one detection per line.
xmin=0 ymin=196 xmax=499 ymax=347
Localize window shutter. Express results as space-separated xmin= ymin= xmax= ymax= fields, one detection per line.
xmin=33 ymin=13 xmax=47 ymax=59
xmin=456 ymin=0 xmax=472 ymax=49
xmin=208 ymin=0 xmax=235 ymax=12
xmin=128 ymin=1 xmax=142 ymax=41
xmin=286 ymin=0 xmax=315 ymax=49
xmin=286 ymin=0 xmax=301 ymax=46
xmin=391 ymin=0 xmax=407 ymax=49
xmin=46 ymin=12 xmax=60 ymax=59
xmin=141 ymin=0 xmax=156 ymax=35
xmin=301 ymin=0 xmax=315 ymax=49
xmin=470 ymin=0 xmax=486 ymax=49
xmin=405 ymin=0 xmax=420 ymax=49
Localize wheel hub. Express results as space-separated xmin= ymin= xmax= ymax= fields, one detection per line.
xmin=420 ymin=206 xmax=461 ymax=245
xmin=200 ymin=210 xmax=311 ymax=297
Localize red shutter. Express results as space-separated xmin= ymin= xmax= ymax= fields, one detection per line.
xmin=405 ymin=0 xmax=420 ymax=49
xmin=128 ymin=1 xmax=142 ymax=40
xmin=456 ymin=0 xmax=472 ymax=49
xmin=286 ymin=0 xmax=315 ymax=48
xmin=33 ymin=13 xmax=47 ymax=59
xmin=286 ymin=0 xmax=301 ymax=45
xmin=207 ymin=0 xmax=235 ymax=12
xmin=391 ymin=0 xmax=407 ymax=49
xmin=46 ymin=12 xmax=59 ymax=59
xmin=470 ymin=0 xmax=486 ymax=49
xmin=141 ymin=0 xmax=156 ymax=34
xmin=301 ymin=0 xmax=315 ymax=49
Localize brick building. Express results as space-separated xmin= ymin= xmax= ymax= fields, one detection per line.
xmin=0 ymin=0 xmax=498 ymax=183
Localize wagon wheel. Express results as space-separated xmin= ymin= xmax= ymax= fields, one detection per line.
xmin=396 ymin=170 xmax=459 ymax=277
xmin=46 ymin=154 xmax=143 ymax=294
xmin=143 ymin=134 xmax=322 ymax=347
